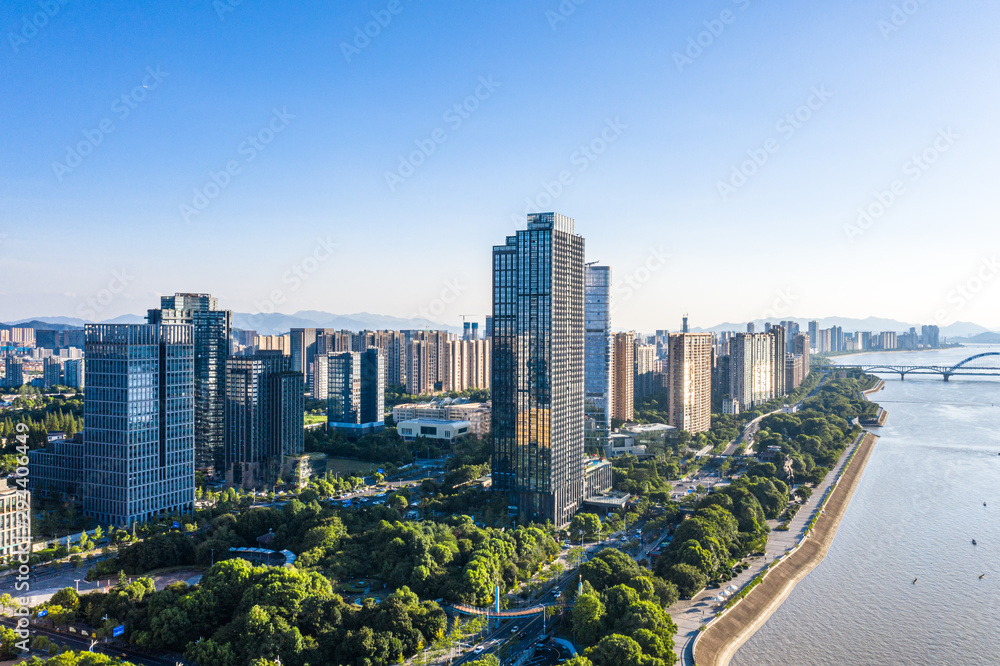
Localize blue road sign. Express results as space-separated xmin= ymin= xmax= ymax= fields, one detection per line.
xmin=37 ymin=609 xmax=47 ymax=617
xmin=377 ymin=468 xmax=384 ymax=474
xmin=113 ymin=625 xmax=125 ymax=637
xmin=172 ymin=521 xmax=180 ymax=529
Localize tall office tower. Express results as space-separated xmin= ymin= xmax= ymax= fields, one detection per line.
xmin=747 ymin=322 xmax=756 ymax=334
xmin=584 ymin=265 xmax=612 ymax=452
xmin=325 ymin=348 xmax=385 ymax=436
xmin=224 ymin=351 xmax=304 ymax=489
xmin=64 ymin=359 xmax=85 ymax=389
xmin=729 ymin=328 xmax=786 ymax=411
xmin=463 ymin=322 xmax=473 ymax=341
xmin=714 ymin=353 xmax=731 ymax=403
xmin=808 ymin=321 xmax=819 ymax=348
xmin=794 ymin=333 xmax=811 ymax=373
xmin=611 ymin=331 xmax=636 ymax=422
xmin=3 ymin=357 xmax=22 ymax=388
xmin=634 ymin=342 xmax=656 ymax=401
xmin=83 ymin=324 xmax=195 ymax=527
xmin=485 ymin=316 xmax=493 ymax=338
xmin=148 ymin=293 xmax=231 ymax=475
xmin=682 ymin=316 xmax=689 ymax=334
xmin=667 ymin=332 xmax=712 ymax=434
xmin=42 ymin=357 xmax=62 ymax=388
xmin=492 ymin=212 xmax=585 ymax=526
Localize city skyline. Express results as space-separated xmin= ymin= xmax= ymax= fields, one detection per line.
xmin=3 ymin=2 xmax=999 ymax=330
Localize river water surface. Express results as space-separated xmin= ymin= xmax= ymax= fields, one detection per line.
xmin=732 ymin=345 xmax=1000 ymax=666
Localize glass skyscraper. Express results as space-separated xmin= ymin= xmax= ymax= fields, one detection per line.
xmin=323 ymin=347 xmax=385 ymax=437
xmin=224 ymin=351 xmax=304 ymax=489
xmin=492 ymin=213 xmax=585 ymax=526
xmin=584 ymin=264 xmax=612 ymax=453
xmin=147 ymin=293 xmax=231 ymax=475
xmin=82 ymin=324 xmax=195 ymax=526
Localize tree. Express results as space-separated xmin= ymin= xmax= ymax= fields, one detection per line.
xmin=572 ymin=592 xmax=605 ymax=645
xmin=666 ymin=563 xmax=706 ymax=599
xmin=570 ymin=513 xmax=602 ymax=542
xmin=0 ymin=626 xmax=19 ymax=659
xmin=586 ymin=634 xmax=646 ymax=666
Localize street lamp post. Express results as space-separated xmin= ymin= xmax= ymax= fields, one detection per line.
xmin=74 ymin=579 xmax=81 ymax=593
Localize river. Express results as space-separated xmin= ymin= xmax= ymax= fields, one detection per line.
xmin=732 ymin=345 xmax=1000 ymax=666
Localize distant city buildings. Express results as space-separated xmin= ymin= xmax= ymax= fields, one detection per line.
xmin=634 ymin=342 xmax=656 ymax=401
xmin=492 ymin=213 xmax=585 ymax=526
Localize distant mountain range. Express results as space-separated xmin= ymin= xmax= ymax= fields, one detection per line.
xmin=692 ymin=317 xmax=994 ymax=340
xmin=3 ymin=311 xmax=460 ymax=336
xmin=3 ymin=313 xmax=996 ymax=340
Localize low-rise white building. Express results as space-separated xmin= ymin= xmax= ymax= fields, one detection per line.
xmin=397 ymin=418 xmax=473 ymax=444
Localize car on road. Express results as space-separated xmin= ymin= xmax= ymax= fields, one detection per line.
xmin=474 ymin=646 xmax=484 ymax=654
xmin=511 ymin=625 xmax=519 ymax=633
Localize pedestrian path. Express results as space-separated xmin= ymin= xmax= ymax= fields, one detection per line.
xmin=669 ymin=431 xmax=864 ymax=665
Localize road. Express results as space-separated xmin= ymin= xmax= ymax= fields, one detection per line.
xmin=0 ymin=618 xmax=179 ymax=666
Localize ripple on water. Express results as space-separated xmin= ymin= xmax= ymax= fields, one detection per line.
xmin=732 ymin=348 xmax=1000 ymax=666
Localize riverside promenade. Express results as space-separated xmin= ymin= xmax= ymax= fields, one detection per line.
xmin=691 ymin=431 xmax=878 ymax=665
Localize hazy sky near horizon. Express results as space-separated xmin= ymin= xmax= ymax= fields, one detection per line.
xmin=3 ymin=0 xmax=1000 ymax=330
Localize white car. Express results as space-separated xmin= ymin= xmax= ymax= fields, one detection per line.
xmin=474 ymin=646 xmax=484 ymax=654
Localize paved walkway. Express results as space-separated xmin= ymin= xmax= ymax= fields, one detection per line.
xmin=693 ymin=432 xmax=877 ymax=665
xmin=670 ymin=430 xmax=867 ymax=665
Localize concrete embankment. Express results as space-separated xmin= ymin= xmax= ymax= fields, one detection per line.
xmin=692 ymin=432 xmax=878 ymax=666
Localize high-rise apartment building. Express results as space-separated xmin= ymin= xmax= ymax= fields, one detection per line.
xmin=82 ymin=324 xmax=195 ymax=527
xmin=492 ymin=213 xmax=585 ymax=526
xmin=611 ymin=332 xmax=636 ymax=422
xmin=808 ymin=321 xmax=819 ymax=350
xmin=921 ymin=325 xmax=940 ymax=348
xmin=405 ymin=331 xmax=451 ymax=395
xmin=667 ymin=332 xmax=712 ymax=434
xmin=64 ymin=358 xmax=85 ymax=389
xmin=729 ymin=327 xmax=787 ymax=411
xmin=442 ymin=339 xmax=491 ymax=392
xmin=224 ymin=351 xmax=304 ymax=489
xmin=584 ymin=265 xmax=612 ymax=452
xmin=148 ymin=293 xmax=231 ymax=475
xmin=42 ymin=357 xmax=62 ymax=388
xmin=794 ymin=333 xmax=811 ymax=373
xmin=3 ymin=357 xmax=23 ymax=388
xmin=634 ymin=342 xmax=656 ymax=401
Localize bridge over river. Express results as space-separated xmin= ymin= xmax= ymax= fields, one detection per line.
xmin=819 ymin=352 xmax=1000 ymax=381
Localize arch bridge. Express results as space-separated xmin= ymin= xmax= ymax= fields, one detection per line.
xmin=820 ymin=352 xmax=1000 ymax=381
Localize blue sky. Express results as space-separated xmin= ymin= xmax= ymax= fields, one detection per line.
xmin=3 ymin=0 xmax=999 ymax=331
